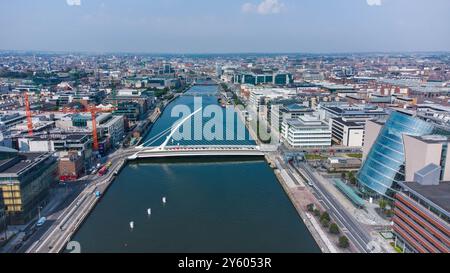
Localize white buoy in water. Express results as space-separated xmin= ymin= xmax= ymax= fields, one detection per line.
xmin=129 ymin=221 xmax=134 ymax=229
xmin=162 ymin=197 xmax=167 ymax=204
xmin=147 ymin=208 xmax=151 ymax=215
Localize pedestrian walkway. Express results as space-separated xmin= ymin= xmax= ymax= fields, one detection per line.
xmin=307 ymin=212 xmax=338 ymax=253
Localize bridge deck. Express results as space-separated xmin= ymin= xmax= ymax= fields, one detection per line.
xmin=129 ymin=145 xmax=264 ymax=159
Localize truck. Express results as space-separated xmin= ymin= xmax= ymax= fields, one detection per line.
xmin=98 ymin=161 xmax=113 ymax=176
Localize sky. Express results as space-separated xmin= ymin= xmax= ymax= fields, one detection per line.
xmin=0 ymin=0 xmax=449 ymax=53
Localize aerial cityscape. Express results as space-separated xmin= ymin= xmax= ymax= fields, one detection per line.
xmin=0 ymin=0 xmax=449 ymax=262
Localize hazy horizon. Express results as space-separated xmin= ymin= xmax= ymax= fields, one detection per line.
xmin=1 ymin=0 xmax=449 ymax=54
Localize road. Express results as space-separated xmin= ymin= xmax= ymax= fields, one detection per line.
xmin=225 ymin=80 xmax=375 ymax=253
xmin=25 ymin=148 xmax=136 ymax=253
xmin=296 ymin=162 xmax=373 ymax=253
xmin=10 ymin=182 xmax=86 ymax=253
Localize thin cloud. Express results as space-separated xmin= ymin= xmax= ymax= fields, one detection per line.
xmin=66 ymin=0 xmax=81 ymax=6
xmin=366 ymin=0 xmax=382 ymax=6
xmin=241 ymin=0 xmax=285 ymax=15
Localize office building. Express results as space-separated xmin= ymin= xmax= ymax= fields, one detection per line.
xmin=105 ymin=89 xmax=154 ymax=117
xmin=0 ymin=150 xmax=57 ymax=224
xmin=318 ymin=103 xmax=388 ymax=122
xmin=233 ymin=71 xmax=293 ymax=86
xmin=57 ymin=113 xmax=124 ymax=148
xmin=97 ymin=114 xmax=125 ymax=146
xmin=330 ymin=117 xmax=365 ymax=147
xmin=271 ymin=103 xmax=314 ymax=127
xmin=58 ymin=151 xmax=85 ymax=182
xmin=393 ymin=180 xmax=450 ymax=253
xmin=248 ymin=88 xmax=297 ymax=108
xmin=113 ymin=101 xmax=142 ymax=123
xmin=281 ymin=115 xmax=332 ymax=148
xmin=17 ymin=133 xmax=93 ymax=169
xmin=0 ymin=187 xmax=5 ymax=233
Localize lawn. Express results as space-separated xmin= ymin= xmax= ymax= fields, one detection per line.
xmin=346 ymin=153 xmax=363 ymax=159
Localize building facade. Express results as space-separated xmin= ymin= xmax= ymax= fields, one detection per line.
xmin=393 ymin=181 xmax=450 ymax=253
xmin=0 ymin=152 xmax=57 ymax=224
xmin=330 ymin=117 xmax=365 ymax=147
xmin=357 ymin=110 xmax=450 ymax=199
xmin=281 ymin=115 xmax=332 ymax=148
xmin=271 ymin=103 xmax=313 ymax=129
xmin=0 ymin=188 xmax=5 ymax=233
xmin=58 ymin=151 xmax=85 ymax=182
xmin=319 ymin=103 xmax=388 ymax=122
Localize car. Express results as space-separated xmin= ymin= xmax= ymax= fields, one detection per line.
xmin=14 ymin=243 xmax=23 ymax=251
xmin=36 ymin=217 xmax=46 ymax=227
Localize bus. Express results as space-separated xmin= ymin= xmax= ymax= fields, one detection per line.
xmin=98 ymin=161 xmax=113 ymax=176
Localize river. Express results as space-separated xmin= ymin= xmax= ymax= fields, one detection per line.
xmin=71 ymin=84 xmax=320 ymax=253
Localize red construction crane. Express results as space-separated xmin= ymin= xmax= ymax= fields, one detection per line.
xmin=24 ymin=92 xmax=33 ymax=136
xmin=25 ymin=98 xmax=116 ymax=151
xmin=60 ymin=105 xmax=116 ymax=152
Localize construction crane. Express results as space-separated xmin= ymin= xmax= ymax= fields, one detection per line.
xmin=58 ymin=105 xmax=117 ymax=152
xmin=23 ymin=92 xmax=116 ymax=151
xmin=23 ymin=92 xmax=33 ymax=136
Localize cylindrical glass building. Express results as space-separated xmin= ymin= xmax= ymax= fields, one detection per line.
xmin=357 ymin=111 xmax=449 ymax=199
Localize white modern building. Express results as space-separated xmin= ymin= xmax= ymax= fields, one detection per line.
xmin=330 ymin=117 xmax=365 ymax=147
xmin=281 ymin=115 xmax=332 ymax=148
xmin=248 ymin=88 xmax=297 ymax=108
xmin=98 ymin=114 xmax=124 ymax=146
xmin=55 ymin=113 xmax=124 ymax=146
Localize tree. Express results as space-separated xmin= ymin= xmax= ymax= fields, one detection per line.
xmin=306 ymin=203 xmax=315 ymax=213
xmin=379 ymin=199 xmax=387 ymax=211
xmin=329 ymin=223 xmax=340 ymax=235
xmin=321 ymin=218 xmax=330 ymax=228
xmin=320 ymin=211 xmax=331 ymax=222
xmin=313 ymin=209 xmax=321 ymax=217
xmin=338 ymin=236 xmax=350 ymax=248
xmin=348 ymin=172 xmax=357 ymax=185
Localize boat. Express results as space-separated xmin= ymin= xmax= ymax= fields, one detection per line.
xmin=129 ymin=221 xmax=134 ymax=229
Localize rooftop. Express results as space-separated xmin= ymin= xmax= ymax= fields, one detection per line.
xmin=400 ymin=181 xmax=450 ymax=214
xmin=0 ymin=152 xmax=51 ymax=177
xmin=331 ymin=117 xmax=365 ymax=127
xmin=285 ymin=115 xmax=329 ymax=128
xmin=412 ymin=134 xmax=449 ymax=144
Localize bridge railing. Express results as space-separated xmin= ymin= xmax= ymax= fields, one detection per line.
xmin=137 ymin=145 xmax=260 ymax=151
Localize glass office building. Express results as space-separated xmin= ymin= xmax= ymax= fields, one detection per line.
xmin=357 ymin=111 xmax=450 ymax=199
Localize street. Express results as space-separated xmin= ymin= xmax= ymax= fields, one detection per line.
xmin=296 ymin=162 xmax=373 ymax=253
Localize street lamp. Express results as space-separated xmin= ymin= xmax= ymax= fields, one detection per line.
xmin=38 ymin=205 xmax=43 ymax=219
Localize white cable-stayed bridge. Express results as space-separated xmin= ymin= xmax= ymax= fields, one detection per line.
xmin=128 ymin=107 xmax=263 ymax=159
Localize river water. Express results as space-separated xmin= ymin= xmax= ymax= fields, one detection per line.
xmin=71 ymin=85 xmax=320 ymax=253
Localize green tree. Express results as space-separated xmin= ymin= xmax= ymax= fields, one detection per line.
xmin=338 ymin=236 xmax=350 ymax=248
xmin=313 ymin=209 xmax=321 ymax=217
xmin=320 ymin=211 xmax=331 ymax=222
xmin=306 ymin=203 xmax=315 ymax=213
xmin=321 ymin=218 xmax=330 ymax=228
xmin=348 ymin=172 xmax=357 ymax=185
xmin=329 ymin=223 xmax=340 ymax=235
xmin=379 ymin=199 xmax=387 ymax=211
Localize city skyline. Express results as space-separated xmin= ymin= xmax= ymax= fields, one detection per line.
xmin=0 ymin=0 xmax=449 ymax=54
xmin=0 ymin=0 xmax=449 ymax=258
